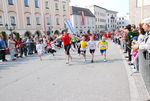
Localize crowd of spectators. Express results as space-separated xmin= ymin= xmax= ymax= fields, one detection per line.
xmin=112 ymin=17 xmax=150 ymax=73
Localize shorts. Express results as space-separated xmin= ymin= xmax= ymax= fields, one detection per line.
xmin=100 ymin=49 xmax=106 ymax=53
xmin=64 ymin=44 xmax=71 ymax=55
xmin=80 ymin=48 xmax=86 ymax=53
xmin=90 ymin=49 xmax=95 ymax=53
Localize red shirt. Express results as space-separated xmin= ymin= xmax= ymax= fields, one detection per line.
xmin=62 ymin=34 xmax=70 ymax=45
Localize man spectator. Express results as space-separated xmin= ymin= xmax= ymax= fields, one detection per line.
xmin=0 ymin=36 xmax=7 ymax=62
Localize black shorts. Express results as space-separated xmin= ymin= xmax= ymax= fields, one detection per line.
xmin=64 ymin=44 xmax=71 ymax=55
xmin=80 ymin=50 xmax=86 ymax=53
xmin=90 ymin=49 xmax=95 ymax=53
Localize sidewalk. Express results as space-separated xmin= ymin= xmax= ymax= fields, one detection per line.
xmin=117 ymin=43 xmax=150 ymax=101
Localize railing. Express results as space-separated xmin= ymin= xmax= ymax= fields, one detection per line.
xmin=139 ymin=49 xmax=150 ymax=94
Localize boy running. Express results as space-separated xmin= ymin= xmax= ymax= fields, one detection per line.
xmin=98 ymin=37 xmax=108 ymax=62
xmin=88 ymin=36 xmax=96 ymax=63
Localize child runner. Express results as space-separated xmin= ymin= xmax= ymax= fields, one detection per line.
xmin=80 ymin=35 xmax=88 ymax=62
xmin=98 ymin=37 xmax=108 ymax=62
xmin=46 ymin=40 xmax=56 ymax=56
xmin=88 ymin=36 xmax=96 ymax=63
xmin=36 ymin=40 xmax=45 ymax=61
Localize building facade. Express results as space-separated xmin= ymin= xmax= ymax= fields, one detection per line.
xmin=0 ymin=0 xmax=70 ymax=36
xmin=86 ymin=5 xmax=117 ymax=33
xmin=129 ymin=0 xmax=150 ymax=25
xmin=88 ymin=5 xmax=107 ymax=33
xmin=106 ymin=10 xmax=118 ymax=31
xmin=71 ymin=6 xmax=95 ymax=35
xmin=117 ymin=16 xmax=129 ymax=29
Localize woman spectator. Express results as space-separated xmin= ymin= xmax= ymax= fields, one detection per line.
xmin=8 ymin=37 xmax=16 ymax=61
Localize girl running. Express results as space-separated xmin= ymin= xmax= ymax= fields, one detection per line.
xmin=88 ymin=36 xmax=96 ymax=63
xmin=98 ymin=37 xmax=108 ymax=62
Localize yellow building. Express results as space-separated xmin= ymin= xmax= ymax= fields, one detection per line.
xmin=0 ymin=0 xmax=71 ymax=36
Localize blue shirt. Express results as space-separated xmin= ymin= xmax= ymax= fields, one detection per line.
xmin=0 ymin=39 xmax=7 ymax=49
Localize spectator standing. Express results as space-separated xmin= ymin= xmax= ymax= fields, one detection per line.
xmin=0 ymin=36 xmax=7 ymax=62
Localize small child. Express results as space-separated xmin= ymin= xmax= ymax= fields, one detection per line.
xmin=98 ymin=37 xmax=108 ymax=62
xmin=131 ymin=36 xmax=138 ymax=71
xmin=80 ymin=36 xmax=87 ymax=61
xmin=88 ymin=36 xmax=96 ymax=63
xmin=46 ymin=40 xmax=56 ymax=56
xmin=36 ymin=40 xmax=45 ymax=61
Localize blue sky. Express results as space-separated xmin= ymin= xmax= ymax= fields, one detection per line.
xmin=70 ymin=0 xmax=129 ymax=16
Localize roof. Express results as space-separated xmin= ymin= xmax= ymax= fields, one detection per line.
xmin=93 ymin=5 xmax=118 ymax=13
xmin=93 ymin=5 xmax=107 ymax=10
xmin=71 ymin=6 xmax=95 ymax=17
xmin=107 ymin=10 xmax=118 ymax=13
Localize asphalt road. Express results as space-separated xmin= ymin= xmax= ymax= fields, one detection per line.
xmin=0 ymin=41 xmax=130 ymax=101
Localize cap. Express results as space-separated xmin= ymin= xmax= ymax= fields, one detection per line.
xmin=133 ymin=36 xmax=138 ymax=40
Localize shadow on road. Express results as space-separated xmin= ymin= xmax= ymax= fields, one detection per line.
xmin=0 ymin=55 xmax=38 ymax=70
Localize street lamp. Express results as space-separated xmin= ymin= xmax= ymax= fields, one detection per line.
xmin=5 ymin=23 xmax=16 ymax=38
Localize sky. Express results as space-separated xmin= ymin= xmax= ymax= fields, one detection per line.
xmin=70 ymin=0 xmax=129 ymax=16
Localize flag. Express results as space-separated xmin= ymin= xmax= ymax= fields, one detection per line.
xmin=64 ymin=19 xmax=75 ymax=34
xmin=81 ymin=11 xmax=85 ymax=25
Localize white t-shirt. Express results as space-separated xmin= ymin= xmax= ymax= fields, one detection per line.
xmin=36 ymin=44 xmax=44 ymax=54
xmin=88 ymin=41 xmax=96 ymax=50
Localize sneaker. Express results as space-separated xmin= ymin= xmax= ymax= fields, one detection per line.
xmin=66 ymin=62 xmax=69 ymax=64
xmin=91 ymin=60 xmax=94 ymax=63
xmin=104 ymin=59 xmax=107 ymax=62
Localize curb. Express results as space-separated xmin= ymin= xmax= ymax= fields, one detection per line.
xmin=119 ymin=45 xmax=150 ymax=101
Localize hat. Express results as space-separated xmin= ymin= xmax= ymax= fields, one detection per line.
xmin=125 ymin=24 xmax=131 ymax=30
xmin=133 ymin=36 xmax=138 ymax=40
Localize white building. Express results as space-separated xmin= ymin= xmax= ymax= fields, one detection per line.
xmin=86 ymin=5 xmax=118 ymax=32
xmin=117 ymin=16 xmax=129 ymax=29
xmin=106 ymin=10 xmax=118 ymax=31
xmin=71 ymin=6 xmax=95 ymax=35
xmin=87 ymin=5 xmax=107 ymax=33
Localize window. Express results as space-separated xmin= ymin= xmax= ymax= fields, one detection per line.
xmin=24 ymin=0 xmax=29 ymax=7
xmin=0 ymin=16 xmax=3 ymax=25
xmin=45 ymin=1 xmax=49 ymax=9
xmin=10 ymin=16 xmax=15 ymax=25
xmin=108 ymin=24 xmax=109 ymax=28
xmin=35 ymin=0 xmax=39 ymax=8
xmin=47 ymin=17 xmax=51 ymax=25
xmin=122 ymin=22 xmax=124 ymax=24
xmin=26 ymin=17 xmax=30 ymax=25
xmin=8 ymin=0 xmax=14 ymax=5
xmin=56 ymin=18 xmax=59 ymax=25
xmin=55 ymin=3 xmax=59 ymax=10
xmin=36 ymin=17 xmax=40 ymax=25
xmin=63 ymin=4 xmax=66 ymax=11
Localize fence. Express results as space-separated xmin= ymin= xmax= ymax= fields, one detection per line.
xmin=139 ymin=49 xmax=150 ymax=94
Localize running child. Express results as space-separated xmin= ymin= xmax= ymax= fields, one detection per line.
xmin=98 ymin=37 xmax=108 ymax=62
xmin=88 ymin=36 xmax=96 ymax=63
xmin=80 ymin=35 xmax=88 ymax=61
xmin=36 ymin=40 xmax=45 ymax=61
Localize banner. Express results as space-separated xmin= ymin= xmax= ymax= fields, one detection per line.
xmin=64 ymin=19 xmax=75 ymax=34
xmin=81 ymin=11 xmax=85 ymax=25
